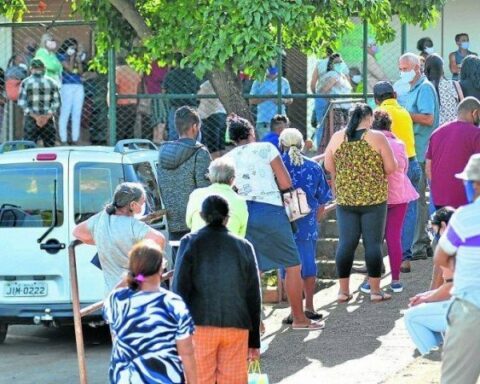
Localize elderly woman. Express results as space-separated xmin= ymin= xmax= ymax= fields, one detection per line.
xmin=186 ymin=157 xmax=248 ymax=237
xmin=34 ymin=33 xmax=63 ymax=86
xmin=73 ymin=182 xmax=166 ymax=292
xmin=279 ymin=128 xmax=332 ymax=321
xmin=222 ymin=114 xmax=322 ymax=330
xmin=173 ymin=195 xmax=261 ymax=384
xmin=325 ymin=103 xmax=397 ymax=303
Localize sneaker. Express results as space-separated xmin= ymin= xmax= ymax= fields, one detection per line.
xmin=390 ymin=282 xmax=404 ymax=293
xmin=400 ymin=260 xmax=411 ymax=273
xmin=359 ymin=282 xmax=371 ymax=294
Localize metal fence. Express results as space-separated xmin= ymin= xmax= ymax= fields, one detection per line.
xmin=0 ymin=19 xmax=406 ymax=153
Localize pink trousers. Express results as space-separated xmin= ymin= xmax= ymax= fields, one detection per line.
xmin=386 ymin=203 xmax=408 ymax=281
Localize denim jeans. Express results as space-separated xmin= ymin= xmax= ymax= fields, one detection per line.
xmin=314 ymin=98 xmax=328 ymax=147
xmin=402 ymin=159 xmax=421 ymax=261
xmin=59 ymin=83 xmax=85 ymax=143
xmin=404 ymin=299 xmax=451 ymax=355
xmin=167 ymin=106 xmax=179 ymax=141
xmin=412 ymin=162 xmax=432 ymax=258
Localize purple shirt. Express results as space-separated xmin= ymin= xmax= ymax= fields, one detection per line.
xmin=144 ymin=62 xmax=168 ymax=94
xmin=426 ymin=120 xmax=480 ymax=208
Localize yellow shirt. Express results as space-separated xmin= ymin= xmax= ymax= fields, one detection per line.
xmin=378 ymin=99 xmax=416 ymax=158
xmin=186 ymin=183 xmax=248 ymax=237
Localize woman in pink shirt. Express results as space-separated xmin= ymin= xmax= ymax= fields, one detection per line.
xmin=372 ymin=111 xmax=419 ymax=292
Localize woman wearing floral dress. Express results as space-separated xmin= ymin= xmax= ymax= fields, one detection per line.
xmin=279 ymin=128 xmax=332 ymax=321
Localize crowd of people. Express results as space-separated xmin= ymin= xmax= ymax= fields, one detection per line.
xmin=13 ymin=30 xmax=473 ymax=383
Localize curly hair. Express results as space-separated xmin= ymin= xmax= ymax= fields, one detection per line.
xmin=460 ymin=55 xmax=480 ymax=89
xmin=416 ymin=37 xmax=433 ymax=52
xmin=227 ymin=113 xmax=253 ymax=143
xmin=372 ymin=110 xmax=392 ymax=132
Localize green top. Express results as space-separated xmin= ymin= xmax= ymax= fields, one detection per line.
xmin=34 ymin=48 xmax=63 ymax=85
xmin=334 ymin=131 xmax=387 ymax=206
xmin=186 ymin=183 xmax=249 ymax=237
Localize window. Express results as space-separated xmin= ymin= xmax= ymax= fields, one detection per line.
xmin=74 ymin=163 xmax=124 ymax=224
xmin=0 ymin=163 xmax=64 ymax=227
xmin=132 ymin=162 xmax=162 ymax=212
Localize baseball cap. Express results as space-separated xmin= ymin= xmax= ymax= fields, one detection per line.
xmin=373 ymin=81 xmax=395 ymax=97
xmin=30 ymin=58 xmax=45 ymax=69
xmin=267 ymin=66 xmax=278 ymax=76
xmin=455 ymin=153 xmax=480 ymax=181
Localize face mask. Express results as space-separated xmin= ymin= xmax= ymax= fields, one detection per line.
xmin=352 ymin=75 xmax=362 ymax=84
xmin=370 ymin=45 xmax=379 ymax=55
xmin=46 ymin=40 xmax=57 ymax=50
xmin=27 ymin=45 xmax=37 ymax=53
xmin=79 ymin=52 xmax=87 ymax=62
xmin=66 ymin=47 xmax=76 ymax=56
xmin=425 ymin=47 xmax=434 ymax=55
xmin=133 ymin=202 xmax=147 ymax=219
xmin=334 ymin=62 xmax=347 ymax=74
xmin=196 ymin=129 xmax=202 ymax=143
xmin=461 ymin=42 xmax=470 ymax=50
xmin=399 ymin=69 xmax=416 ymax=83
xmin=464 ymin=180 xmax=476 ymax=203
xmin=18 ymin=63 xmax=28 ymax=71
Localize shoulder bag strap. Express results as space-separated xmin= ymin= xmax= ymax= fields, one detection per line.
xmin=453 ymin=80 xmax=464 ymax=101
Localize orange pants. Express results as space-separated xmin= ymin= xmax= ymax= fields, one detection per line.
xmin=194 ymin=326 xmax=249 ymax=384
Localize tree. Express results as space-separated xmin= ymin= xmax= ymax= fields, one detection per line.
xmin=1 ymin=0 xmax=446 ymax=120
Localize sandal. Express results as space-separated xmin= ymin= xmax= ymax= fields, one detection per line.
xmin=282 ymin=314 xmax=293 ymax=325
xmin=291 ymin=320 xmax=325 ymax=330
xmin=370 ymin=291 xmax=392 ymax=302
xmin=304 ymin=310 xmax=323 ymax=320
xmin=337 ymin=292 xmax=353 ymax=303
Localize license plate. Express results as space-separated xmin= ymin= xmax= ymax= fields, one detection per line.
xmin=4 ymin=282 xmax=48 ymax=297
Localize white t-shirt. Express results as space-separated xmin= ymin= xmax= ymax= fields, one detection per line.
xmin=87 ymin=211 xmax=150 ymax=293
xmin=224 ymin=142 xmax=282 ymax=206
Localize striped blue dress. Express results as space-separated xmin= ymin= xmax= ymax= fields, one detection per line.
xmin=104 ymin=288 xmax=195 ymax=384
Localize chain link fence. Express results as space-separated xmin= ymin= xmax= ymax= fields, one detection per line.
xmin=0 ymin=19 xmax=405 ymax=153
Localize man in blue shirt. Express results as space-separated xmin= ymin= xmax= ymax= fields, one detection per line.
xmin=398 ymin=53 xmax=439 ymax=266
xmin=261 ymin=114 xmax=289 ymax=151
xmin=249 ymin=66 xmax=292 ymax=140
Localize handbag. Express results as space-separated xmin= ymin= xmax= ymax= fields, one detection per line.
xmin=248 ymin=360 xmax=269 ymax=384
xmin=283 ymin=187 xmax=311 ymax=222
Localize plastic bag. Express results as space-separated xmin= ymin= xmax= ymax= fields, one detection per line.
xmin=248 ymin=360 xmax=269 ymax=384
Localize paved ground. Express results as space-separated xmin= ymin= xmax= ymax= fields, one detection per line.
xmin=0 ymin=257 xmax=441 ymax=384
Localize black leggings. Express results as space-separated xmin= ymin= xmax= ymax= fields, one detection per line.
xmin=336 ymin=203 xmax=387 ymax=278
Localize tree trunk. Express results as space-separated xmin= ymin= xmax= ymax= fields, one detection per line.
xmin=109 ymin=0 xmax=152 ymax=40
xmin=209 ymin=66 xmax=253 ymax=123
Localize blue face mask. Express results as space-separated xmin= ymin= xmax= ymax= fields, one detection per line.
xmin=464 ymin=180 xmax=476 ymax=203
xmin=461 ymin=42 xmax=470 ymax=50
xmin=334 ymin=62 xmax=348 ymax=74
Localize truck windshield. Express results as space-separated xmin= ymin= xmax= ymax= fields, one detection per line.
xmin=0 ymin=163 xmax=64 ymax=227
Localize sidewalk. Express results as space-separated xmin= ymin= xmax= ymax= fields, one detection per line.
xmin=260 ymin=257 xmax=442 ymax=384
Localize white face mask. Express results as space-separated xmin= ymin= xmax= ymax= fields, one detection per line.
xmin=352 ymin=75 xmax=362 ymax=84
xmin=399 ymin=69 xmax=416 ymax=83
xmin=46 ymin=40 xmax=57 ymax=50
xmin=424 ymin=47 xmax=434 ymax=55
xmin=133 ymin=202 xmax=146 ymax=220
xmin=66 ymin=47 xmax=76 ymax=56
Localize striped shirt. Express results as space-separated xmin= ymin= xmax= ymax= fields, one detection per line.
xmin=439 ymin=198 xmax=480 ymax=309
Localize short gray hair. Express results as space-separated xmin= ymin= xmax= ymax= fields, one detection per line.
xmin=208 ymin=158 xmax=235 ymax=184
xmin=399 ymin=52 xmax=420 ymax=66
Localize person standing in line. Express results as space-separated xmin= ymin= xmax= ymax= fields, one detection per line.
xmin=371 ymin=110 xmax=419 ymax=293
xmin=449 ymin=33 xmax=477 ymax=81
xmin=417 ymin=37 xmax=435 ymax=60
xmin=104 ymin=240 xmax=197 ymax=384
xmin=72 ymin=182 xmax=166 ymax=292
xmin=223 ymin=115 xmax=322 ymax=329
xmin=310 ymin=54 xmax=331 ymax=148
xmin=34 ymin=33 xmax=63 ymax=86
xmin=57 ymin=38 xmax=85 ymax=145
xmin=373 ymin=81 xmax=420 ymax=274
xmin=424 ymin=54 xmax=461 ymax=126
xmin=186 ymin=157 xmax=248 ymax=237
xmin=173 ymin=195 xmax=261 ymax=384
xmin=157 ymin=106 xmax=211 ymax=254
xmin=17 ymin=59 xmax=60 ymax=148
xmin=434 ymin=154 xmax=480 ymax=384
xmin=249 ymin=65 xmax=292 ymax=140
xmin=324 ymin=103 xmax=397 ymax=302
xmin=144 ymin=61 xmax=169 ymax=143
xmin=261 ymin=114 xmax=289 ymax=151
xmin=459 ymin=55 xmax=480 ymax=100
xmin=398 ymin=52 xmax=439 ymax=262
xmin=279 ymin=128 xmax=332 ymax=321
xmin=425 ymin=97 xmax=480 ymax=210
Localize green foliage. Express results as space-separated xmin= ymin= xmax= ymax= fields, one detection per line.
xmin=0 ymin=0 xmax=446 ymax=77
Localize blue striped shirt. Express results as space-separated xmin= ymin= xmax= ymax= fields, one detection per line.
xmin=439 ymin=198 xmax=480 ymax=309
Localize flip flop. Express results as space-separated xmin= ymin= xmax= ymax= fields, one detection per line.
xmin=291 ymin=320 xmax=325 ymax=331
xmin=337 ymin=292 xmax=353 ymax=303
xmin=304 ymin=310 xmax=323 ymax=320
xmin=370 ymin=291 xmax=392 ymax=303
xmin=282 ymin=314 xmax=293 ymax=325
